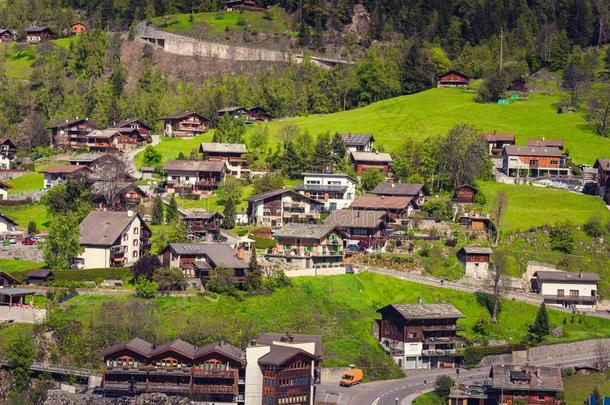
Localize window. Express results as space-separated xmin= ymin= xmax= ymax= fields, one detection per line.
xmin=134 ymin=227 xmax=139 ymax=235
xmin=550 ymin=160 xmax=558 ymax=165
xmin=123 ymin=233 xmax=128 ymax=241
xmin=408 ymin=332 xmax=417 ymax=338
xmin=133 ymin=251 xmax=138 ymax=258
xmin=538 ymin=394 xmax=545 ymax=401
xmin=569 ymin=290 xmax=579 ymax=297
xmin=557 ymin=289 xmax=564 ymax=297
xmin=133 ymin=239 xmax=139 ymax=246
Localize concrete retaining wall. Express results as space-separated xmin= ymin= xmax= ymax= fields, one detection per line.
xmin=0 ymin=306 xmax=46 ymax=323
xmin=320 ymin=367 xmax=351 ymax=385
xmin=0 ymin=245 xmax=44 ymax=262
xmin=284 ymin=267 xmax=347 ymax=277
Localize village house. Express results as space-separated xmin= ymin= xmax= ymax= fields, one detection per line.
xmin=0 ymin=271 xmax=20 ymax=287
xmin=481 ymin=133 xmax=515 ymax=155
xmin=453 ymin=184 xmax=478 ymax=204
xmin=101 ymin=337 xmax=246 ymax=402
xmin=49 ymin=118 xmax=99 ymax=149
xmin=72 ymin=210 xmax=151 ymax=269
xmin=295 ymin=173 xmax=356 ymax=211
xmin=0 ymin=29 xmax=15 ymax=42
xmin=70 ymin=22 xmax=87 ymax=35
xmin=112 ymin=118 xmax=152 ymax=141
xmin=25 ymin=27 xmax=54 ymax=43
xmin=0 ymin=138 xmax=16 ymax=166
xmin=341 ymin=133 xmax=375 ymax=153
xmin=160 ymin=242 xmax=248 ymax=288
xmin=245 ymin=332 xmax=321 ymax=405
xmin=350 ymin=195 xmax=415 ymax=223
xmin=457 ymin=246 xmax=493 ymax=278
xmin=0 ymin=212 xmax=17 ymax=235
xmin=593 ymin=158 xmax=610 ymax=202
xmin=161 ymin=111 xmax=210 ymax=137
xmin=502 ymin=146 xmax=569 ymax=178
xmin=531 ymin=271 xmax=599 ymax=310
xmin=486 ymin=364 xmax=563 ymax=405
xmin=377 ymin=303 xmax=464 ymax=370
xmin=246 ymin=106 xmax=271 ymax=121
xmin=266 ymin=223 xmax=345 ymax=269
xmin=40 ymin=164 xmax=89 ymax=189
xmin=0 ymin=180 xmax=12 ymax=200
xmin=119 ymin=184 xmax=147 ymax=209
xmin=371 ymin=182 xmax=426 ymax=208
xmin=164 ymin=160 xmax=226 ymax=196
xmin=84 ymin=129 xmax=122 ymax=152
xmin=324 ymin=209 xmax=387 ymax=250
xmin=350 ymin=151 xmax=393 ymax=176
xmin=69 ymin=152 xmax=114 ymax=167
xmin=200 ymin=142 xmax=249 ymax=178
xmin=247 ymin=189 xmax=323 ymax=228
xmin=26 ymin=269 xmax=53 ymax=285
xmin=437 ymin=70 xmax=470 ymax=88
xmin=527 ymin=139 xmax=564 ymax=150
xmin=217 ymin=106 xmax=248 ymax=120
xmin=177 ymin=208 xmax=222 ymax=241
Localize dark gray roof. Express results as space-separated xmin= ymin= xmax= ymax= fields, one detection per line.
xmin=459 ymin=246 xmax=493 ymax=255
xmin=302 ymin=172 xmax=357 ymax=183
xmin=194 ymin=261 xmax=212 ymax=271
xmin=295 ymin=184 xmax=347 ymax=193
xmin=341 ymin=133 xmax=374 ymax=146
xmin=195 ymin=341 xmax=245 ymax=363
xmin=350 ymin=151 xmax=392 ymax=163
xmin=490 ymin=364 xmax=563 ymax=392
xmin=503 ymin=145 xmax=563 ymax=157
xmin=26 ymin=269 xmax=52 ymax=278
xmin=381 ymin=303 xmax=464 ymax=320
xmin=161 ymin=111 xmax=208 ymax=121
xmin=150 ymin=339 xmax=197 ymax=358
xmin=256 ymin=333 xmax=322 ymax=357
xmin=177 ymin=208 xmax=221 ymax=220
xmin=275 ymin=224 xmax=337 ymax=240
xmin=26 ymin=27 xmax=53 ymax=33
xmin=534 ymin=271 xmax=600 ymax=282
xmin=0 ymin=288 xmax=36 ymax=297
xmin=49 ymin=118 xmax=98 ymax=129
xmin=324 ymin=210 xmax=386 ymax=229
xmin=372 ymin=183 xmax=424 ymax=196
xmin=114 ymin=118 xmax=152 ymax=129
xmin=163 ymin=160 xmax=226 ymax=173
xmin=69 ymin=152 xmax=110 ymax=164
xmin=350 ymin=196 xmax=413 ymax=210
xmin=79 ymin=211 xmax=141 ymax=246
xmin=217 ymin=106 xmax=246 ymax=113
xmin=0 ymin=271 xmax=21 ymax=284
xmin=258 ymin=345 xmax=316 ymax=366
xmin=247 ymin=189 xmax=318 ymax=204
xmin=200 ymin=142 xmax=247 ymax=154
xmin=101 ymin=337 xmax=153 ymax=358
xmin=167 ymin=243 xmax=248 ymax=269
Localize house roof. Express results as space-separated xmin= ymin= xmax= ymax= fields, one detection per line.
xmin=438 ymin=70 xmax=470 ymax=81
xmin=0 ymin=271 xmax=21 ymax=284
xmin=79 ymin=211 xmax=142 ymax=246
xmin=534 ymin=271 xmax=600 ymax=282
xmin=341 ymin=133 xmax=375 ymax=146
xmin=26 ymin=269 xmax=52 ymax=278
xmin=195 ymin=341 xmax=245 ymax=363
xmin=166 ymin=243 xmax=248 ymax=269
xmin=371 ymin=183 xmax=424 ymax=196
xmin=379 ymin=303 xmax=464 ymax=320
xmin=163 ymin=160 xmax=226 ymax=173
xmin=295 ymin=184 xmax=348 ymax=193
xmin=0 ymin=137 xmax=15 ymax=147
xmin=48 ymin=118 xmax=98 ymax=129
xmin=489 ymin=364 xmax=563 ymax=392
xmin=161 ymin=111 xmax=208 ymax=121
xmin=100 ymin=337 xmax=154 ymax=358
xmin=26 ymin=27 xmax=53 ymax=33
xmin=302 ymin=172 xmax=357 ymax=183
xmin=0 ymin=212 xmax=17 ymax=227
xmin=86 ymin=129 xmax=121 ymax=139
xmin=324 ymin=209 xmax=386 ymax=229
xmin=150 ymin=339 xmax=197 ymax=358
xmin=503 ymin=145 xmax=563 ymax=157
xmin=0 ymin=29 xmax=14 ymax=35
xmin=200 ymin=142 xmax=248 ymax=154
xmin=459 ymin=246 xmax=493 ymax=255
xmin=217 ymin=106 xmax=246 ymax=113
xmin=482 ymin=133 xmax=515 ymax=142
xmin=258 ymin=345 xmax=316 ymax=366
xmin=350 ymin=151 xmax=392 ymax=163
xmin=350 ymin=196 xmax=413 ymax=210
xmin=527 ymin=139 xmax=564 ymax=148
xmin=0 ymin=288 xmax=36 ymax=297
xmin=177 ymin=208 xmax=221 ymax=220
xmin=594 ymin=158 xmax=610 ymax=170
xmin=256 ymin=332 xmax=322 ymax=357
xmin=274 ymin=224 xmax=338 ymax=240
xmin=247 ymin=189 xmax=318 ymax=204
xmin=40 ymin=165 xmax=88 ymax=174
xmin=69 ymin=152 xmax=110 ymax=164
xmin=113 ymin=118 xmax=152 ymax=130
xmin=455 ymin=184 xmax=477 ymax=191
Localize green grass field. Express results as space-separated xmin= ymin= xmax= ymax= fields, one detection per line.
xmin=151 ymin=6 xmax=292 ymax=35
xmin=0 ymin=259 xmax=43 ymax=273
xmin=0 ymin=203 xmax=49 ymax=230
xmin=175 ymin=184 xmax=253 ymax=211
xmin=252 ymin=88 xmax=610 ymax=165
xmin=563 ymin=374 xmax=610 ymax=405
xmin=25 ymin=272 xmax=610 ymax=378
xmin=0 ymin=37 xmax=79 ymax=79
xmin=477 ymin=181 xmax=610 ymax=232
xmin=134 ymin=133 xmax=213 ymax=169
xmin=6 ymin=162 xmax=53 ymax=195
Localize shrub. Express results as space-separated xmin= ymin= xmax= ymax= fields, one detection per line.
xmin=435 ymin=375 xmax=455 ymax=398
xmin=27 ymin=221 xmax=37 ymax=235
xmin=463 ymin=345 xmax=525 ymax=367
xmin=423 ymin=198 xmax=452 ymax=221
xmin=473 ymin=192 xmax=487 ymax=205
xmin=584 ymin=215 xmax=605 ymax=238
xmin=134 ymin=277 xmax=158 ymax=299
xmin=549 ymin=222 xmax=576 ymax=253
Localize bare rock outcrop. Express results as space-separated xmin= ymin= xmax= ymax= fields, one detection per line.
xmin=345 ymin=4 xmax=370 ymax=38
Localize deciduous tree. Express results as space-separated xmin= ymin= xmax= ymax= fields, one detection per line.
xmin=490 ymin=191 xmax=508 ymax=246
xmin=43 ymin=214 xmax=82 ymax=270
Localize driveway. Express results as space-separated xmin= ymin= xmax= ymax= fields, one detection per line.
xmin=126 ymin=135 xmax=160 ymax=179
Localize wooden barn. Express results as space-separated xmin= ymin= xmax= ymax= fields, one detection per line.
xmin=454 ymin=185 xmax=477 ymax=204
xmin=437 ymin=70 xmax=470 ymax=88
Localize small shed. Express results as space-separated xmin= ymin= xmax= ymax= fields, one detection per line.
xmin=0 ymin=288 xmax=36 ymax=306
xmin=26 ymin=269 xmax=53 ymax=285
xmin=457 ymin=246 xmax=492 ymax=278
xmin=458 ymin=215 xmax=492 ymax=232
xmin=454 ymin=185 xmax=477 ymax=204
xmin=141 ymin=167 xmax=155 ymax=180
xmin=0 ymin=271 xmax=21 ymax=287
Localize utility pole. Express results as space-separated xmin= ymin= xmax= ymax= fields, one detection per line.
xmin=499 ymin=26 xmax=504 ymax=72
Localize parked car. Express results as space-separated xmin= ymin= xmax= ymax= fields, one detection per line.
xmin=21 ymin=237 xmax=37 ymax=245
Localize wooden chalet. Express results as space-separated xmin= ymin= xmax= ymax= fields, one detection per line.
xmin=437 ymin=70 xmax=470 ymax=88
xmin=247 ymin=189 xmax=323 ymax=228
xmin=377 ymin=303 xmax=464 ymax=370
xmin=0 ymin=29 xmax=15 ymax=42
xmin=246 ymin=106 xmax=271 ymax=121
xmin=164 ymin=160 xmax=226 ymax=196
xmin=160 ymin=243 xmax=248 ymax=285
xmin=70 ymin=22 xmax=87 ymax=35
xmin=40 ymin=164 xmax=89 ymax=189
xmin=371 ymin=183 xmax=426 ymax=207
xmin=217 ymin=106 xmax=248 ymax=119
xmin=594 ymin=158 xmax=610 ymax=202
xmin=527 ymin=139 xmax=564 ymax=150
xmin=0 ymin=271 xmax=21 ymax=287
xmin=502 ymin=146 xmax=568 ymax=178
xmin=486 ymin=364 xmax=563 ymax=405
xmin=112 ymin=118 xmax=152 ymax=142
xmin=350 ymin=195 xmax=415 ymax=223
xmin=481 ymin=133 xmax=515 ymax=155
xmin=49 ymin=118 xmax=99 ymax=149
xmin=85 ymin=129 xmax=122 ymax=152
xmin=224 ymin=0 xmax=265 ymax=11
xmin=200 ymin=142 xmax=249 ymax=178
xmin=508 ymin=77 xmax=528 ymax=92
xmin=458 ymin=215 xmax=491 ymax=232
xmin=341 ymin=133 xmax=375 ymax=152
xmin=120 ymin=184 xmax=147 ymax=209
xmin=102 ymin=337 xmax=245 ymax=401
xmin=26 ymin=27 xmax=54 ymax=43
xmin=177 ymin=208 xmax=222 ymax=241
xmin=323 ymin=209 xmax=387 ymax=250
xmin=349 ymin=151 xmax=392 ymax=176
xmin=453 ymin=184 xmax=477 ymax=204
xmin=161 ymin=111 xmax=210 ymax=137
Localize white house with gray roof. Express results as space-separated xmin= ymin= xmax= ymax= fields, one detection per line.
xmin=72 ymin=211 xmax=151 ymax=269
xmin=200 ymin=142 xmax=249 ymax=178
xmin=532 ymin=270 xmax=599 ymax=310
xmin=296 ymin=173 xmax=356 ymax=211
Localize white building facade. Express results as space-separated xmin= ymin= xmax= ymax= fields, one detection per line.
xmin=296 ymin=173 xmax=356 ymax=211
xmin=533 ymin=271 xmax=599 ymax=310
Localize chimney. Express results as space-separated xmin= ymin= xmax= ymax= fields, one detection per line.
xmin=391 ymin=183 xmax=395 ymax=188
xmin=579 ymin=271 xmax=583 ymax=278
xmin=127 ymin=210 xmax=134 ymax=217
xmin=417 ymin=296 xmax=422 ymax=304
xmin=152 ymin=335 xmax=157 ymax=350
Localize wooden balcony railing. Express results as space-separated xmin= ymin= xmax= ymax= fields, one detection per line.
xmin=191 ymin=384 xmax=235 ymax=394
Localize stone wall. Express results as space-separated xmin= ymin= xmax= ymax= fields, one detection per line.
xmin=0 ymin=306 xmax=46 ymax=323
xmin=0 ymin=244 xmax=44 ymax=262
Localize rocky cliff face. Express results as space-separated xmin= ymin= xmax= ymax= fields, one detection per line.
xmin=345 ymin=4 xmax=371 ymax=39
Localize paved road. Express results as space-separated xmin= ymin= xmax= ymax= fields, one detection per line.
xmin=126 ymin=135 xmax=160 ymax=179
xmin=316 ymin=352 xmax=600 ymax=405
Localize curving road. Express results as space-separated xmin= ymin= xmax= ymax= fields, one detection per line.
xmin=316 ymin=352 xmax=600 ymax=405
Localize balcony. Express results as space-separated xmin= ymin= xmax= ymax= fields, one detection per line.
xmin=146 ymin=366 xmax=192 ymax=375
xmin=543 ymin=295 xmax=597 ymax=303
xmin=422 ymin=325 xmax=457 ymax=331
xmin=146 ymin=383 xmax=190 ymax=393
xmin=421 ymin=349 xmax=458 ymax=356
xmin=105 ymin=365 xmax=148 ymax=374
xmin=192 ymin=384 xmax=235 ymax=394
xmin=193 ymin=368 xmax=236 ymax=378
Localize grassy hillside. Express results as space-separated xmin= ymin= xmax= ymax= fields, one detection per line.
xmin=0 ymin=37 xmax=79 ymax=80
xmin=21 ymin=272 xmax=610 ymax=378
xmin=563 ymin=374 xmax=610 ymax=405
xmin=134 ymin=133 xmax=213 ymax=169
xmin=253 ymin=88 xmax=610 ymax=165
xmin=0 ymin=203 xmax=49 ymax=231
xmin=477 ymin=181 xmax=610 ymax=232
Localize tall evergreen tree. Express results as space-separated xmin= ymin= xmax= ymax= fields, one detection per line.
xmin=282 ymin=142 xmax=303 ymax=179
xmin=245 ymin=248 xmax=262 ymax=291
xmin=312 ymin=133 xmax=332 ymax=172
xmin=151 ymin=196 xmax=165 ymax=225
xmin=331 ymin=132 xmax=347 ymax=168
xmin=166 ymin=195 xmax=179 ymax=223
xmin=530 ymin=304 xmax=550 ymax=342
